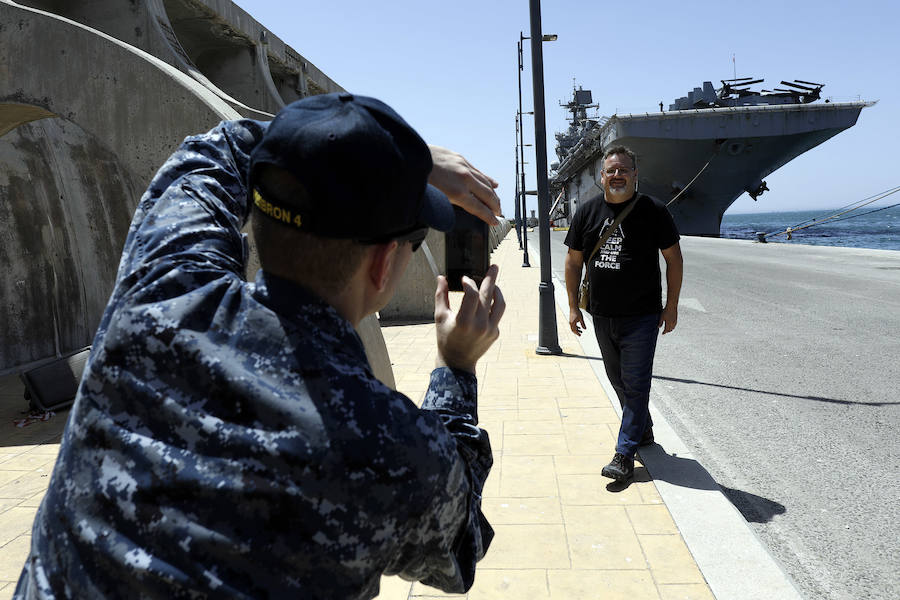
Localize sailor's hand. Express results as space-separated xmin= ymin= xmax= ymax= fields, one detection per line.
xmin=569 ymin=308 xmax=586 ymax=337
xmin=428 ymin=145 xmax=501 ymax=226
xmin=659 ymin=305 xmax=678 ymax=334
xmin=435 ymin=265 xmax=505 ymax=373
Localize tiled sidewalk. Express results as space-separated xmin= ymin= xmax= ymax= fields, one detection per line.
xmin=0 ymin=230 xmax=713 ymax=599
xmin=377 ymin=232 xmax=714 ymax=599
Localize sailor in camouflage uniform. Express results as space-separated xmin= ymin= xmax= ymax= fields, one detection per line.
xmin=16 ymin=93 xmax=504 ymax=599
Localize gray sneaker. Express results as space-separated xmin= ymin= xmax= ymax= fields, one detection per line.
xmin=601 ymin=452 xmax=634 ymax=481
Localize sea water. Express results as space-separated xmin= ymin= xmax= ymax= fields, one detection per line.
xmin=720 ymin=205 xmax=900 ymax=251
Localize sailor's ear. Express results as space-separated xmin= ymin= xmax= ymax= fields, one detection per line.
xmin=367 ymin=241 xmax=400 ymax=292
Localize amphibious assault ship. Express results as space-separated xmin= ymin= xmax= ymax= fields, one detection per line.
xmin=550 ymin=79 xmax=873 ymax=236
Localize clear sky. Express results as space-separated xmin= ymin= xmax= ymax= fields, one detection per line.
xmin=234 ymin=0 xmax=898 ymax=218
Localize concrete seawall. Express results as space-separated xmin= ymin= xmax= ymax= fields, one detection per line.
xmin=0 ymin=0 xmax=404 ymax=387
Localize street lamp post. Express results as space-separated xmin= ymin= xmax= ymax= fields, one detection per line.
xmin=528 ymin=0 xmax=561 ymax=355
xmin=516 ymin=34 xmax=530 ymax=267
xmin=514 ymin=114 xmax=522 ymax=250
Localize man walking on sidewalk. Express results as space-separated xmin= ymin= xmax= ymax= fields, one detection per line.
xmin=563 ymin=145 xmax=682 ymax=482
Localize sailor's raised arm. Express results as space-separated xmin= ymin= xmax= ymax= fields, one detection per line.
xmin=428 ymin=145 xmax=501 ymax=226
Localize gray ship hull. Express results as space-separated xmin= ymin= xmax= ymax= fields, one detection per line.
xmin=554 ymin=101 xmax=870 ymax=236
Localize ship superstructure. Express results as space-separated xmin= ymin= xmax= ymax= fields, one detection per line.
xmin=551 ymin=79 xmax=873 ymax=236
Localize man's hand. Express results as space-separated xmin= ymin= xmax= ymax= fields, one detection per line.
xmin=429 ymin=145 xmax=501 ymax=226
xmin=434 ymin=265 xmax=505 ymax=373
xmin=569 ymin=308 xmax=586 ymax=337
xmin=660 ymin=243 xmax=682 ymax=335
xmin=659 ymin=305 xmax=678 ymax=334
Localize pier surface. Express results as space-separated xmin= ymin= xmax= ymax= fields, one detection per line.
xmin=546 ymin=231 xmax=900 ymax=600
xmin=2 ymin=231 xmax=896 ymax=599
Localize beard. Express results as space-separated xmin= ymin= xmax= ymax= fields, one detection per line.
xmin=605 ymin=181 xmax=633 ymax=199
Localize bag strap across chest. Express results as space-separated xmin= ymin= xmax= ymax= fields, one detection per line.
xmin=584 ymin=198 xmax=638 ymax=264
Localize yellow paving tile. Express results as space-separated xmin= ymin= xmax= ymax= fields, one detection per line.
xmin=562 ymin=505 xmax=648 ymax=570
xmin=26 ymin=444 xmax=62 ymax=456
xmin=15 ymin=493 xmax=45 ymax=509
xmin=556 ymin=395 xmax=606 ymax=408
xmin=564 ymin=380 xmax=609 ymax=396
xmin=558 ymin=473 xmax=646 ymax=506
xmin=559 ymin=406 xmax=620 ymax=424
xmin=476 ymin=409 xmax=516 ymax=425
xmin=516 ymin=377 xmax=559 ymax=387
xmin=639 ymin=534 xmax=706 ymax=584
xmin=0 ymin=455 xmax=21 ymax=466
xmin=562 ymin=423 xmax=616 ymax=455
xmin=0 ymin=507 xmax=38 ymax=547
xmin=633 ymin=479 xmax=665 ymax=505
xmin=0 ymin=472 xmax=52 ymax=500
xmin=0 ymin=534 xmax=29 ymax=581
xmin=481 ymin=466 xmax=501 ymax=498
xmin=477 ymin=524 xmax=570 ymax=569
xmin=498 ymin=455 xmax=557 ymax=497
xmin=503 ymin=420 xmax=563 ymax=435
xmin=553 ymin=455 xmax=607 ymax=475
xmin=481 ymin=497 xmax=562 ymax=525
xmin=481 ymin=364 xmax=519 ymax=378
xmin=480 ymin=381 xmax=517 ymax=395
xmin=3 ymin=444 xmax=59 ymax=457
xmin=466 ymin=569 xmax=550 ymax=599
xmin=501 ymin=434 xmax=568 ymax=456
xmin=0 ymin=475 xmax=19 ymax=491
xmin=566 ymin=529 xmax=646 ymax=571
xmin=480 ymin=396 xmax=517 ymax=410
xmin=516 ymin=398 xmax=557 ymax=411
xmin=558 ymin=357 xmax=597 ymax=370
xmin=627 ymin=505 xmax=679 ymax=535
xmin=516 ymin=386 xmax=560 ymax=399
xmin=548 ymin=569 xmax=660 ymax=599
xmin=512 ymin=408 xmax=560 ymax=422
xmin=562 ymin=505 xmax=639 ymax=535
xmin=0 ymin=454 xmax=56 ymax=472
xmin=524 ymin=364 xmax=563 ymax=378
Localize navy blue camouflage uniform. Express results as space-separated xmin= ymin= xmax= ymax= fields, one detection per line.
xmin=15 ymin=120 xmax=493 ymax=599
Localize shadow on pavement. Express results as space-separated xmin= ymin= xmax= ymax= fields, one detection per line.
xmin=558 ymin=352 xmax=603 ymax=361
xmin=652 ymin=374 xmax=899 ymax=407
xmin=639 ymin=443 xmax=720 ymax=492
xmin=639 ymin=442 xmax=786 ymax=523
xmin=719 ymin=485 xmax=787 ymax=523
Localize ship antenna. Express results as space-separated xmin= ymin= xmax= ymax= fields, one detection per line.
xmin=732 ymin=53 xmax=736 ymax=79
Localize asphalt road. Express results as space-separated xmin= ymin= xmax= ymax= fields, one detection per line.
xmin=543 ymin=230 xmax=900 ymax=600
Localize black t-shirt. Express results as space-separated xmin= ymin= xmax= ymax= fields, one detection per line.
xmin=565 ymin=193 xmax=679 ymax=317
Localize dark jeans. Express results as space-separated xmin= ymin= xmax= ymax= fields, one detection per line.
xmin=592 ymin=313 xmax=660 ymax=457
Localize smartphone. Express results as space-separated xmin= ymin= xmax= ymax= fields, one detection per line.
xmin=445 ymin=206 xmax=489 ymax=291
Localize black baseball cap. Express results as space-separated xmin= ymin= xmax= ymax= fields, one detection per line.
xmin=248 ymin=92 xmax=455 ymax=240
